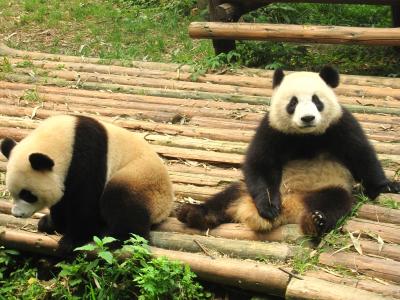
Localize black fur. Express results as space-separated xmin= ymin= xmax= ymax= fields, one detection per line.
xmin=1 ymin=138 xmax=16 ymax=158
xmin=302 ymin=187 xmax=353 ymax=236
xmin=272 ymin=68 xmax=285 ymax=88
xmin=244 ymin=107 xmax=397 ymax=220
xmin=319 ymin=66 xmax=339 ymax=88
xmin=42 ymin=116 xmax=108 ymax=252
xmin=100 ymin=182 xmax=151 ymax=244
xmin=29 ymin=153 xmax=54 ymax=171
xmin=177 ymin=182 xmax=241 ymax=230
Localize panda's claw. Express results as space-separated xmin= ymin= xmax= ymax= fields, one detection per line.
xmin=311 ymin=210 xmax=326 ymax=233
xmin=380 ymin=181 xmax=400 ymax=194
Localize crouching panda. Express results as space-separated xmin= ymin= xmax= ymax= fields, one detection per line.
xmin=1 ymin=115 xmax=174 ymax=252
xmin=177 ymin=66 xmax=400 ymax=237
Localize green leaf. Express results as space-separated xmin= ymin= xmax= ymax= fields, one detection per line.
xmin=93 ymin=236 xmax=102 ymax=247
xmin=98 ymin=251 xmax=114 ymax=264
xmin=74 ymin=244 xmax=96 ymax=252
xmin=101 ymin=236 xmax=117 ymax=245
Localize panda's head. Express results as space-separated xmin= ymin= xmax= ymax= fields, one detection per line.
xmin=1 ymin=138 xmax=64 ymax=218
xmin=269 ymin=66 xmax=342 ymax=135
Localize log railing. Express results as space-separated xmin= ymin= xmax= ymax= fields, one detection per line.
xmin=205 ymin=0 xmax=400 ymax=53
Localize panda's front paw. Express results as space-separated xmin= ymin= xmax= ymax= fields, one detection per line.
xmin=254 ymin=193 xmax=281 ymax=220
xmin=38 ymin=215 xmax=55 ymax=234
xmin=380 ymin=181 xmax=400 ymax=194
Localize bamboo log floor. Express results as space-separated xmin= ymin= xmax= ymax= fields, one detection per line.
xmin=0 ymin=44 xmax=399 ymax=299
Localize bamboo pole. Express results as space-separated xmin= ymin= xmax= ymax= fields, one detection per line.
xmin=359 ymin=239 xmax=400 ymax=262
xmin=189 ymin=22 xmax=400 ymax=46
xmin=319 ymin=251 xmax=400 ymax=283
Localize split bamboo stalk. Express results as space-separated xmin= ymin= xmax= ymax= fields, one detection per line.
xmin=343 ymin=218 xmax=400 ymax=244
xmin=319 ymin=251 xmax=400 ymax=283
xmin=305 ymin=270 xmax=400 ymax=299
xmin=189 ymin=22 xmax=400 ymax=46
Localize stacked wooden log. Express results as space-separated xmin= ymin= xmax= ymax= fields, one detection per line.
xmin=0 ymin=44 xmax=400 ymax=299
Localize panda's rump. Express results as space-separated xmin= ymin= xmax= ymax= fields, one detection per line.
xmin=104 ymin=158 xmax=173 ymax=225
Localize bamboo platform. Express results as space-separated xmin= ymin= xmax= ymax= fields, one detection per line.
xmin=0 ymin=44 xmax=399 ymax=299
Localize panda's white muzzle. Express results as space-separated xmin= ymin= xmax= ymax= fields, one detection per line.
xmin=11 ymin=200 xmax=37 ymax=218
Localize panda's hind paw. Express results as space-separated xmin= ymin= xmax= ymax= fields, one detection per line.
xmin=311 ymin=210 xmax=327 ymax=235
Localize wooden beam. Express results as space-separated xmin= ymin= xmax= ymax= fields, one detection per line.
xmin=189 ymin=22 xmax=400 ymax=46
xmin=228 ymin=0 xmax=398 ymax=7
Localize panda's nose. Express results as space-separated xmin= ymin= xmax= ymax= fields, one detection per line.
xmin=301 ymin=115 xmax=315 ymax=123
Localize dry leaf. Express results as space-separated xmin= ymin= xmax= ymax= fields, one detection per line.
xmin=348 ymin=231 xmax=363 ymax=255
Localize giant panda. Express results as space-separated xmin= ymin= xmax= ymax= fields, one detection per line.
xmin=1 ymin=115 xmax=174 ymax=252
xmin=177 ymin=66 xmax=400 ymax=237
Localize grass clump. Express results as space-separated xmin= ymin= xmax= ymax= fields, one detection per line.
xmin=0 ymin=236 xmax=211 ymax=300
xmin=0 ymin=1 xmax=398 ymax=76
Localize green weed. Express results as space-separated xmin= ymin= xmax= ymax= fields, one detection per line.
xmin=21 ymin=88 xmax=41 ymax=103
xmin=379 ymin=197 xmax=399 ymax=209
xmin=0 ymin=57 xmax=13 ymax=73
xmin=54 ymin=235 xmax=211 ymax=299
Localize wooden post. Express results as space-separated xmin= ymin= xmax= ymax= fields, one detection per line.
xmin=208 ymin=0 xmax=238 ymax=54
xmin=392 ymin=3 xmax=400 ymax=52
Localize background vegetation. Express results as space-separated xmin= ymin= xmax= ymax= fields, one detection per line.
xmin=0 ymin=0 xmax=398 ymax=76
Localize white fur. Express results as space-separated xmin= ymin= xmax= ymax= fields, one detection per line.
xmin=6 ymin=116 xmax=74 ymax=217
xmin=269 ymin=71 xmax=342 ymax=134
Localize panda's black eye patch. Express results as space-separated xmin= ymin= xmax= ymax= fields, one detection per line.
xmin=286 ymin=97 xmax=298 ymax=115
xmin=312 ymin=95 xmax=324 ymax=112
xmin=19 ymin=189 xmax=38 ymax=203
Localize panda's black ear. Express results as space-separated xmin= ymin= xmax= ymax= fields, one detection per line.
xmin=272 ymin=68 xmax=285 ymax=89
xmin=319 ymin=65 xmax=340 ymax=88
xmin=29 ymin=153 xmax=54 ymax=171
xmin=1 ymin=138 xmax=16 ymax=159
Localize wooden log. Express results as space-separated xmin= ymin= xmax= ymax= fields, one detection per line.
xmin=189 ymin=22 xmax=400 ymax=46
xmin=344 ymin=218 xmax=400 ymax=244
xmin=155 ymin=217 xmax=304 ymax=242
xmin=358 ymin=204 xmax=400 ymax=224
xmin=319 ymin=251 xmax=400 ymax=283
xmin=150 ymin=231 xmax=297 ymax=261
xmin=305 ymin=270 xmax=400 ymax=299
xmin=227 ymin=0 xmax=398 ymax=6
xmin=0 ymin=43 xmax=193 ymax=73
xmin=286 ymin=276 xmax=392 ymax=300
xmin=0 ymin=226 xmax=394 ymax=298
xmin=359 ymin=239 xmax=400 ymax=262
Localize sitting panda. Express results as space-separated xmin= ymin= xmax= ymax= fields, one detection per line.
xmin=1 ymin=115 xmax=174 ymax=252
xmin=177 ymin=66 xmax=400 ymax=237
